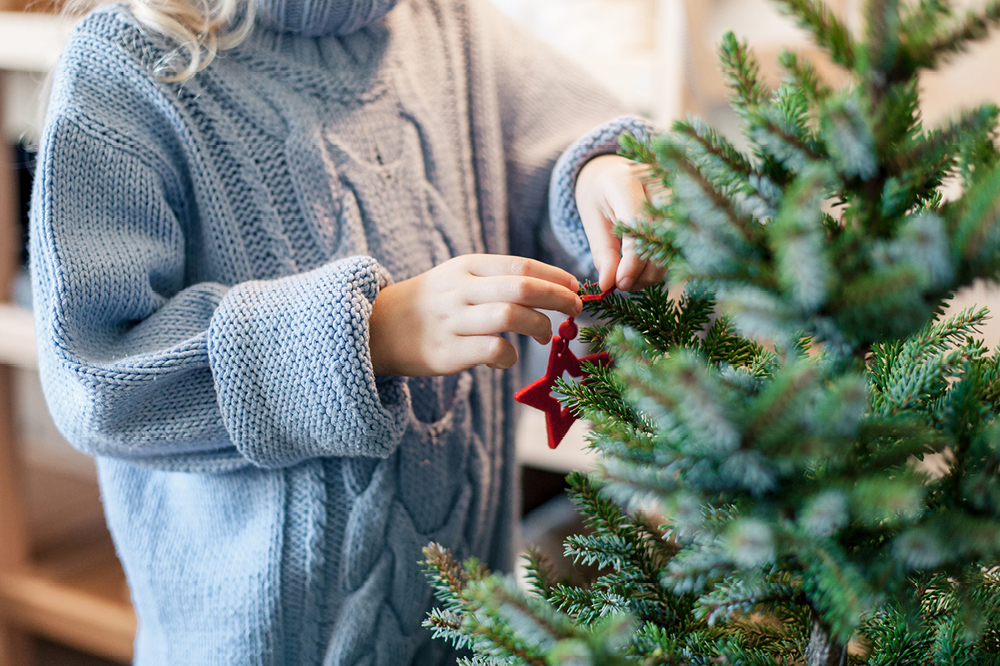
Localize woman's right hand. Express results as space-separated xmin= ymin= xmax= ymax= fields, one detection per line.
xmin=369 ymin=254 xmax=582 ymax=377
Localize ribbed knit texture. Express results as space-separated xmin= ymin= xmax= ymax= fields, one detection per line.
xmin=30 ymin=1 xmax=652 ymax=664
xmin=257 ymin=0 xmax=399 ymax=36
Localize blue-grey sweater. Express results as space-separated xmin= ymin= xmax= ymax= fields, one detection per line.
xmin=30 ymin=0 xmax=648 ymax=663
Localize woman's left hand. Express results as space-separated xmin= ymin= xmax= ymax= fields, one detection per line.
xmin=575 ymin=154 xmax=667 ymax=292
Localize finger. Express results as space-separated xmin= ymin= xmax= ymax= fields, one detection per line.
xmin=463 ymin=255 xmax=578 ymax=292
xmin=581 ymin=160 xmax=652 ymax=292
xmin=608 ymin=173 xmax=653 ymax=291
xmin=459 ymin=303 xmax=554 ymax=345
xmin=640 ymin=173 xmax=669 ymax=209
xmin=578 ymin=205 xmax=621 ymax=292
xmin=632 ymin=258 xmax=667 ymax=290
xmin=465 ymin=276 xmax=582 ymax=318
xmin=616 ymin=236 xmax=647 ymax=291
xmin=607 ymin=171 xmax=650 ymax=228
xmin=461 ymin=335 xmax=518 ymax=370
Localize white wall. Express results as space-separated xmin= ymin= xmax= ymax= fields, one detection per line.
xmin=490 ymin=0 xmax=658 ymax=117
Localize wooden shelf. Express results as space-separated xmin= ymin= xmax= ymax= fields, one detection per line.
xmin=0 ymin=558 xmax=134 ymax=663
xmin=0 ymin=464 xmax=134 ymax=663
xmin=24 ymin=462 xmax=107 ymax=556
xmin=0 ymin=296 xmax=134 ymax=665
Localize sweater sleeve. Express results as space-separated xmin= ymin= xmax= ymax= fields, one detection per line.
xmin=473 ymin=0 xmax=655 ymax=277
xmin=31 ymin=115 xmax=410 ymax=472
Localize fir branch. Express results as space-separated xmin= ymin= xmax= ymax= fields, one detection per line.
xmin=904 ymin=0 xmax=1000 ymax=70
xmin=675 ymin=118 xmax=756 ymax=180
xmin=773 ymin=0 xmax=857 ymax=68
xmin=850 ymin=416 xmax=943 ymax=470
xmin=423 ymin=542 xmax=472 ymax=609
xmin=673 ymin=287 xmax=723 ymax=347
xmin=555 ymin=363 xmax=649 ymax=438
xmin=672 ymin=119 xmax=783 ymax=220
xmin=878 ymin=344 xmax=983 ymax=417
xmin=821 ymin=94 xmax=878 ymax=180
xmin=665 ymin=536 xmax=739 ymax=596
xmin=890 ymin=106 xmax=997 ymax=177
xmin=564 ymin=533 xmax=634 ymax=569
xmin=422 ymin=546 xmax=524 ymax=660
xmin=800 ymin=543 xmax=870 ymax=644
xmin=833 ymin=262 xmax=929 ymax=341
xmin=953 ymin=166 xmax=1000 ymax=277
xmin=548 ymin=584 xmax=627 ymax=625
xmin=866 ymin=0 xmax=903 ymax=76
xmin=729 ymin=616 xmax=807 ymax=660
xmin=426 ymin=2 xmax=1000 ymax=661
xmin=672 ymin=118 xmax=781 ymax=221
xmin=468 ymin=623 xmax=547 ymax=666
xmin=565 ymin=472 xmax=687 ymax=626
xmin=586 ymin=424 xmax=662 ymax=467
xmin=741 ymin=361 xmax=819 ymax=455
xmin=908 ymin=307 xmax=986 ymax=362
xmin=523 ymin=547 xmax=556 ymax=600
xmin=749 ymin=108 xmax=826 ymax=174
xmin=658 ymin=140 xmax=768 ymax=249
xmin=701 ymin=314 xmax=765 ymax=368
xmin=597 ymin=456 xmax=687 ymax=512
xmin=618 ymin=130 xmax=656 ymax=165
xmin=470 ymin=580 xmax=568 ymax=648
xmin=875 ymin=76 xmax=925 ymax=156
xmin=869 ymin=308 xmax=987 ymax=414
xmin=579 ymin=283 xmax=715 ymax=354
xmin=697 ymin=570 xmax=805 ymax=626
xmin=617 ymin=219 xmax=679 ymax=271
xmin=719 ymin=32 xmax=769 ymax=117
xmin=779 ymin=50 xmax=833 ymax=104
xmin=770 ymin=165 xmax=835 ymax=311
xmin=773 ymin=84 xmax=816 ymax=145
xmin=633 ymin=511 xmax=682 ymax=563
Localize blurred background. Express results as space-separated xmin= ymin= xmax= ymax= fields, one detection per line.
xmin=0 ymin=0 xmax=996 ymax=664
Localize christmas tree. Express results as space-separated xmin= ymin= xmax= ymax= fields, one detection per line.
xmin=423 ymin=1 xmax=1000 ymax=664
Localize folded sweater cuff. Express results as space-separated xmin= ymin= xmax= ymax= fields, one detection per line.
xmin=207 ymin=256 xmax=410 ymax=467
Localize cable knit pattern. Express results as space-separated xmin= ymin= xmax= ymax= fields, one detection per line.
xmin=31 ymin=0 xmax=641 ymax=664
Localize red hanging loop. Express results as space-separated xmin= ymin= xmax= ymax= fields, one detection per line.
xmin=514 ymin=287 xmax=615 ymax=449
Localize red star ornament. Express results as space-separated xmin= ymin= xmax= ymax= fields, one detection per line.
xmin=515 ymin=288 xmax=614 ymax=449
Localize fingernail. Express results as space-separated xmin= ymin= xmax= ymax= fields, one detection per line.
xmin=570 ymin=277 xmax=580 ymax=292
xmin=619 ymin=277 xmax=634 ymax=291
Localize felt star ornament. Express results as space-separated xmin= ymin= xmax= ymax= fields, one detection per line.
xmin=514 ymin=288 xmax=614 ymax=449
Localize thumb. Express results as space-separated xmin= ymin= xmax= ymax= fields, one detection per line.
xmin=592 ymin=234 xmax=622 ymax=292
xmin=616 ymin=235 xmax=648 ymax=291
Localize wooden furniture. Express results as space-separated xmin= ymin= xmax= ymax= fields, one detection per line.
xmin=0 ymin=12 xmax=136 ymax=666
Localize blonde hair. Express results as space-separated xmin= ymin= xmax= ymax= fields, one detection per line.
xmin=63 ymin=0 xmax=256 ymax=81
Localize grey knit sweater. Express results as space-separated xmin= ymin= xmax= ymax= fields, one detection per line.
xmin=30 ymin=0 xmax=649 ymax=663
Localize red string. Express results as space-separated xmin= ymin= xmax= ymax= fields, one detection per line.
xmin=514 ymin=286 xmax=616 ymax=449
xmin=581 ymin=287 xmax=616 ymax=302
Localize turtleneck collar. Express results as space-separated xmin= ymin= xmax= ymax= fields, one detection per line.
xmin=256 ymin=0 xmax=399 ymax=37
